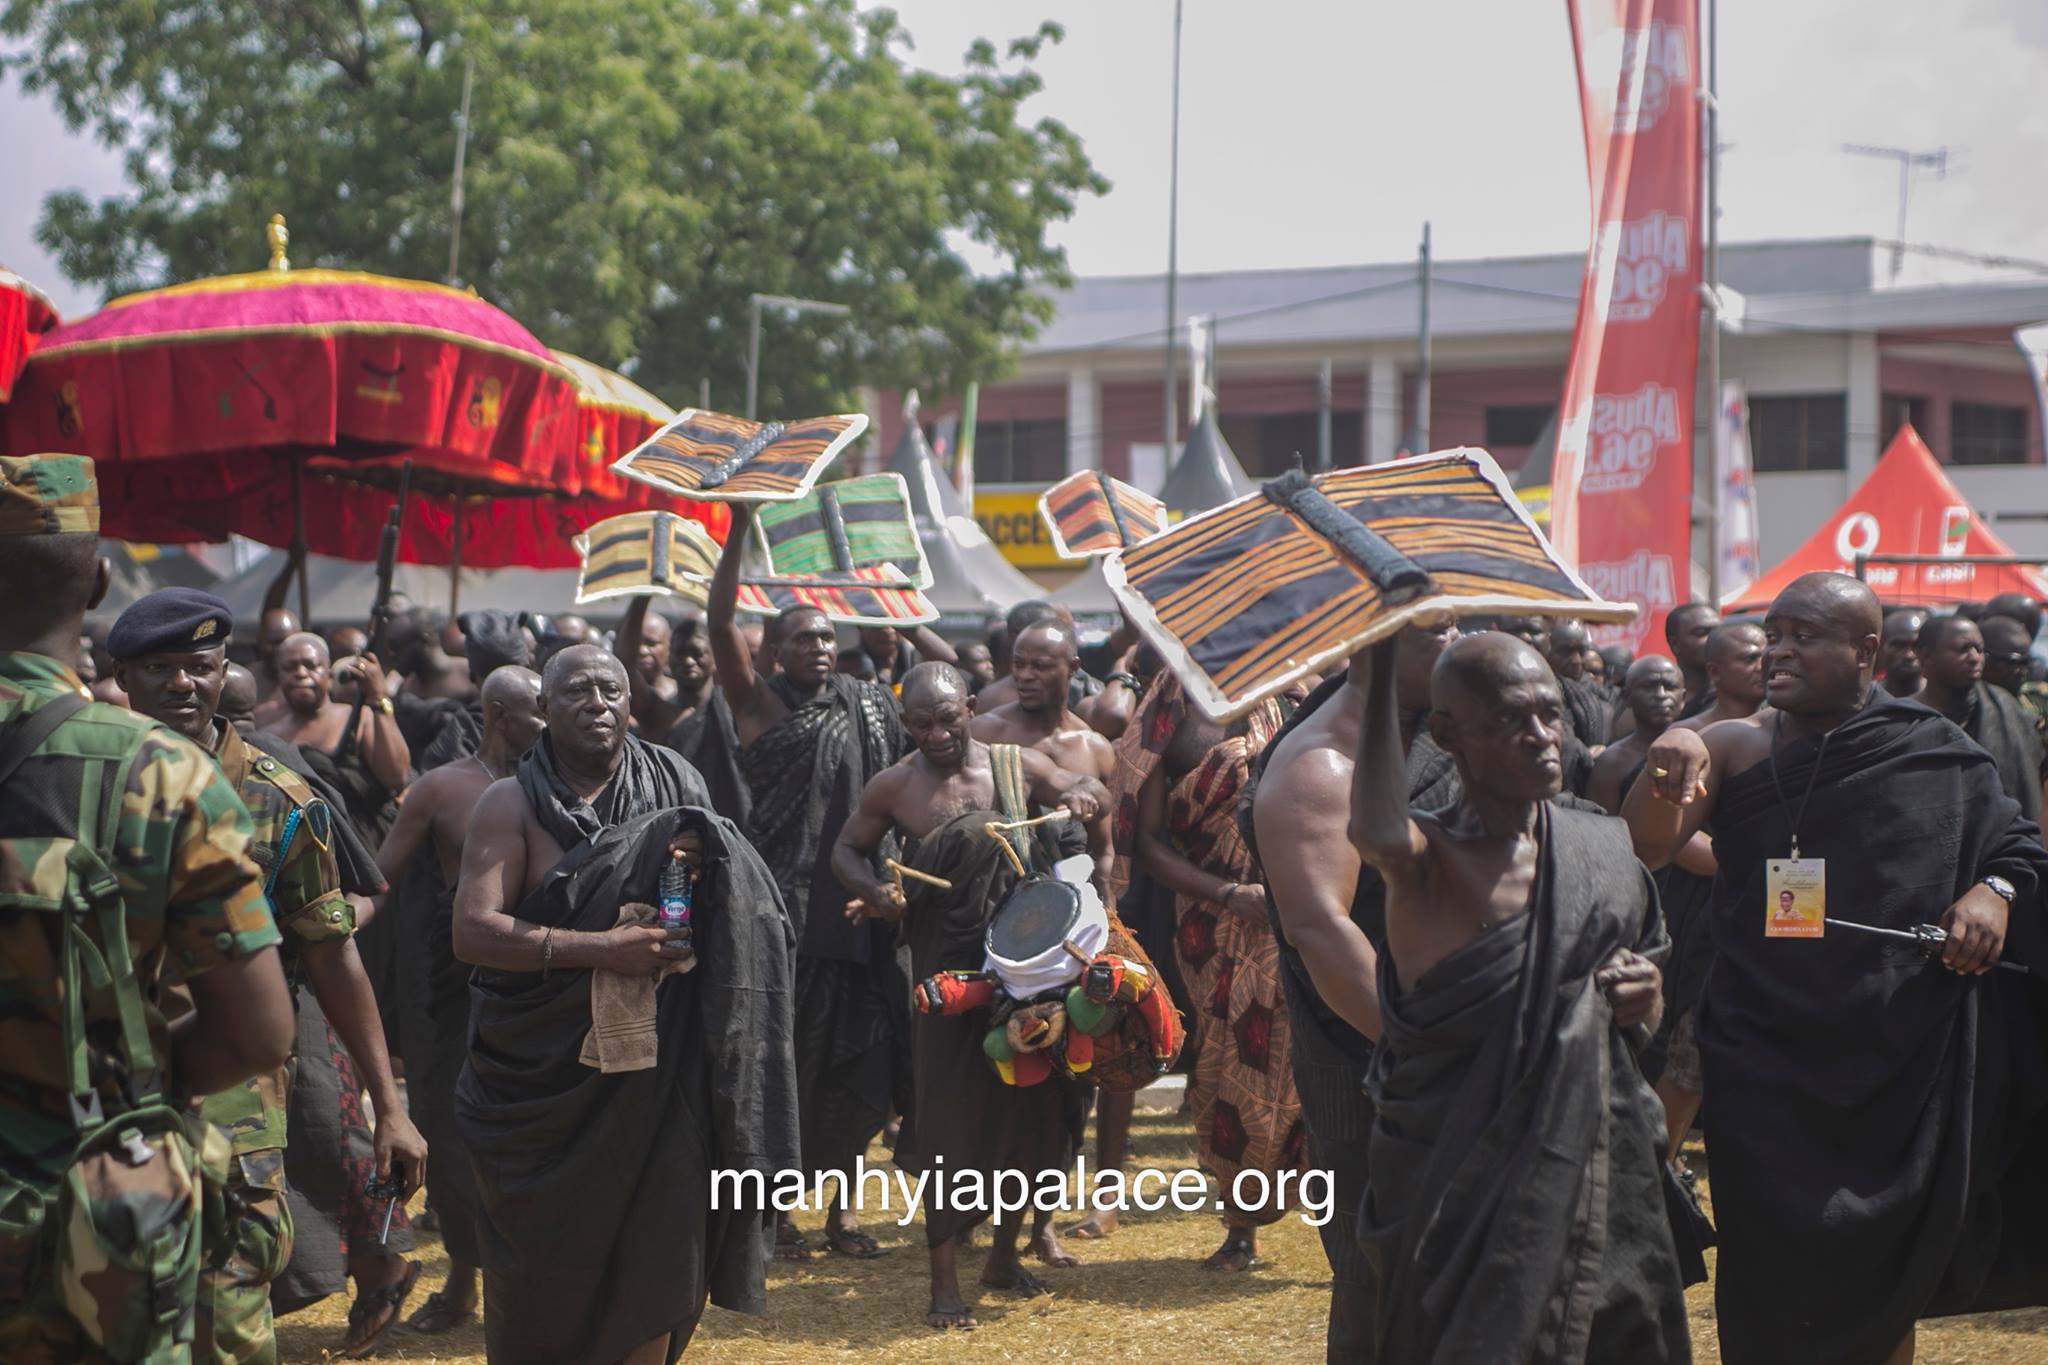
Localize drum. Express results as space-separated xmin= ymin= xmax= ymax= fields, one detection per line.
xmin=984 ymin=875 xmax=1109 ymax=1001
xmin=1085 ymin=917 xmax=1186 ymax=1093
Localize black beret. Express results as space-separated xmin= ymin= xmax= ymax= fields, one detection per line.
xmin=457 ymin=609 xmax=530 ymax=679
xmin=107 ymin=588 xmax=235 ymax=661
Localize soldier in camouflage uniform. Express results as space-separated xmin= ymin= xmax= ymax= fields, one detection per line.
xmin=0 ymin=454 xmax=295 ymax=1362
xmin=109 ymin=588 xmax=427 ymax=1364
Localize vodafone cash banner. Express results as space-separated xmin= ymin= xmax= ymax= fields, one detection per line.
xmin=1551 ymin=0 xmax=1701 ymax=655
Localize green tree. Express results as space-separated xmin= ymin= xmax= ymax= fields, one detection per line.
xmin=2 ymin=0 xmax=1106 ymax=414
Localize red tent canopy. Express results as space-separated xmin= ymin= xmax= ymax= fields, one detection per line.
xmin=1725 ymin=425 xmax=2048 ymax=612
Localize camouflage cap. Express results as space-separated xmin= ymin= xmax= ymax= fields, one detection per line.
xmin=0 ymin=454 xmax=99 ymax=537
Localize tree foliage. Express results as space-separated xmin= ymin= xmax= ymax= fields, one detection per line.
xmin=2 ymin=0 xmax=1106 ymax=413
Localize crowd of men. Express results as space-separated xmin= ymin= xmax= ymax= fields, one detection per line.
xmin=4 ymin=452 xmax=2047 ymax=1365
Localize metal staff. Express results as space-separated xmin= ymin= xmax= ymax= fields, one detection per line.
xmin=1823 ymin=918 xmax=2034 ymax=975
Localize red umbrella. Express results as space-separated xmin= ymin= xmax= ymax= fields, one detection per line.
xmin=0 ymin=217 xmax=720 ymax=570
xmin=0 ymin=267 xmax=59 ymax=402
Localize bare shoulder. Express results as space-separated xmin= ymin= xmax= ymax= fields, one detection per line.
xmin=1256 ymin=736 xmax=1351 ymax=824
xmin=1702 ymin=710 xmax=1773 ymax=769
xmin=968 ymin=706 xmax=1013 ymax=741
xmin=469 ymin=776 xmax=529 ymax=836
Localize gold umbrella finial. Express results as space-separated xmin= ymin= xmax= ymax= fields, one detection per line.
xmin=266 ymin=214 xmax=291 ymax=272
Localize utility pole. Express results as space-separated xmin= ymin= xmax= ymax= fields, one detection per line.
xmin=446 ymin=55 xmax=475 ymax=285
xmin=745 ymin=293 xmax=852 ymax=419
xmin=1412 ymin=222 xmax=1433 ymax=453
xmin=1161 ymin=0 xmax=1185 ymax=459
xmin=1842 ymin=142 xmax=1949 ymax=282
xmin=1316 ymin=358 xmax=1333 ymax=472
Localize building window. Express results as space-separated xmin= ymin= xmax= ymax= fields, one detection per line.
xmin=1881 ymin=394 xmax=1928 ymax=447
xmin=1485 ymin=404 xmax=1555 ymax=449
xmin=964 ymin=418 xmax=1068 ymax=484
xmin=1218 ymin=411 xmax=1365 ymax=478
xmin=1950 ymin=401 xmax=2029 ymax=466
xmin=1749 ymin=394 xmax=1847 ymax=472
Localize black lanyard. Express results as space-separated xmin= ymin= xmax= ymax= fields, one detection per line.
xmin=1766 ymin=710 xmax=1832 ymax=860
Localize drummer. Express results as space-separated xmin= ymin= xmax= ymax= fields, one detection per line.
xmin=830 ymin=662 xmax=1110 ymax=1329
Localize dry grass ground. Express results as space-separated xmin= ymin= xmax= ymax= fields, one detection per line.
xmin=277 ymin=1121 xmax=2048 ymax=1363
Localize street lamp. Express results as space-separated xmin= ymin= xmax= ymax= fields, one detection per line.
xmin=746 ymin=292 xmax=854 ymax=419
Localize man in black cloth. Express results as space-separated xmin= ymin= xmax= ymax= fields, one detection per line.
xmin=1980 ymin=614 xmax=2036 ymax=698
xmin=1350 ymin=630 xmax=1688 ymax=1364
xmin=1667 ymin=602 xmax=1721 ymax=720
xmin=1879 ymin=607 xmax=1928 ymax=698
xmin=374 ymin=665 xmax=543 ymax=1334
xmin=409 ymin=609 xmax=532 ymax=773
xmin=614 ymin=597 xmax=693 ymax=735
xmin=706 ymin=507 xmax=909 ymax=1260
xmin=1625 ymin=571 xmax=2048 ymax=1365
xmin=1547 ymin=617 xmax=1612 ymax=747
xmin=1917 ymin=612 xmax=2044 ymax=822
xmin=453 ymin=644 xmax=796 ymax=1364
xmin=832 ymin=662 xmax=1109 ymax=1329
xmin=1585 ymin=656 xmax=1719 ymax=1163
xmin=1242 ymin=621 xmax=1459 ymax=1363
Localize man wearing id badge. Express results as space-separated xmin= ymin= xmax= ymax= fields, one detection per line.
xmin=1622 ymin=572 xmax=2048 ymax=1365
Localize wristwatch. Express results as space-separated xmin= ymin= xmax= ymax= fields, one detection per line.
xmin=375 ymin=697 xmax=395 ymax=717
xmin=1980 ymin=875 xmax=2016 ymax=905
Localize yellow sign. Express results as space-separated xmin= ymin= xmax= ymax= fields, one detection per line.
xmin=973 ymin=489 xmax=1065 ymax=569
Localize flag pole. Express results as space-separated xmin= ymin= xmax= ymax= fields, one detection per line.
xmin=1700 ymin=0 xmax=1722 ymax=606
xmin=446 ymin=55 xmax=475 ymax=286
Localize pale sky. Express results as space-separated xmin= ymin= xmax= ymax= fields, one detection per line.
xmin=6 ymin=0 xmax=2046 ymax=321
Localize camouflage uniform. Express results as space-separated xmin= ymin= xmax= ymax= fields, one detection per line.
xmin=178 ymin=723 xmax=352 ymax=1365
xmin=0 ymin=650 xmax=280 ymax=1363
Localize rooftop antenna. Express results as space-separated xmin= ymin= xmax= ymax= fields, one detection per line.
xmin=1841 ymin=143 xmax=1950 ymax=283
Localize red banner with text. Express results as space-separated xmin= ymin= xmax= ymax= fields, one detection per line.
xmin=1551 ymin=0 xmax=1701 ymax=655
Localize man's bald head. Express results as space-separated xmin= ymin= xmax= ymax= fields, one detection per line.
xmin=1546 ymin=617 xmax=1592 ymax=681
xmin=1622 ymin=654 xmax=1686 ymax=734
xmin=1704 ymin=621 xmax=1767 ymax=710
xmin=541 ymin=642 xmax=626 ymax=694
xmin=219 ymin=663 xmax=260 ymax=735
xmin=1014 ymin=620 xmax=1078 ymax=662
xmin=1763 ymin=573 xmax=1883 ymax=714
xmin=480 ymin=664 xmax=546 ymax=757
xmin=902 ymin=660 xmax=969 ymax=709
xmin=279 ymin=631 xmax=330 ymax=665
xmin=1985 ymin=593 xmax=2042 ymax=638
xmin=1428 ymin=633 xmax=1565 ymax=802
xmin=1772 ymin=573 xmax=1882 ymax=640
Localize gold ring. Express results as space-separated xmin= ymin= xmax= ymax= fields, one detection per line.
xmin=1651 ymin=766 xmax=1671 ymax=779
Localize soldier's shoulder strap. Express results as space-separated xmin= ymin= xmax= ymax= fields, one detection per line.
xmin=0 ymin=691 xmax=88 ymax=789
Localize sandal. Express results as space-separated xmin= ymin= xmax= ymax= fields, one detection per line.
xmin=341 ymin=1258 xmax=421 ymax=1358
xmin=404 ymin=1287 xmax=478 ymax=1334
xmin=824 ymin=1225 xmax=890 ymax=1259
xmin=774 ymin=1224 xmax=814 ymax=1261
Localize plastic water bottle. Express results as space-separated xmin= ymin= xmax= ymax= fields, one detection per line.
xmin=658 ymin=852 xmax=695 ymax=936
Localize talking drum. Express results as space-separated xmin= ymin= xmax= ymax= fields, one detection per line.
xmin=913 ymin=874 xmax=1184 ymax=1092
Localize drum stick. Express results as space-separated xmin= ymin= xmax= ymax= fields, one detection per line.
xmin=885 ymin=859 xmax=952 ymax=891
xmin=984 ymin=807 xmax=1073 ymax=834
xmin=981 ymin=824 xmax=1029 ymax=879
xmin=1060 ymin=941 xmax=1093 ymax=965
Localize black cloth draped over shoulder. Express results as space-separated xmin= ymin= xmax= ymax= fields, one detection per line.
xmin=1700 ymin=690 xmax=2048 ymax=1363
xmin=738 ymin=673 xmax=906 ymax=961
xmin=1955 ymin=680 xmax=2044 ymax=824
xmin=516 ymin=729 xmax=709 ymax=852
xmin=662 ymin=686 xmax=751 ymax=833
xmin=456 ymin=806 xmax=797 ymax=1365
xmin=1360 ymin=804 xmax=1688 ymax=1365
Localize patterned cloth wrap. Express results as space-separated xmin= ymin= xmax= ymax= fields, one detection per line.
xmin=1110 ymin=673 xmax=1307 ymax=1225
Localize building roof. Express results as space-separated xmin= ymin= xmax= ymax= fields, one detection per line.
xmin=1025 ymin=238 xmax=2048 ymax=358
